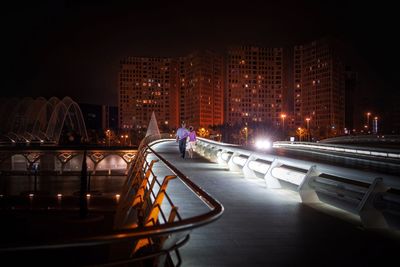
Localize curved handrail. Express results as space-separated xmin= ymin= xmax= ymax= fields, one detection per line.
xmin=320 ymin=134 xmax=400 ymax=144
xmin=196 ymin=137 xmax=400 ymax=230
xmin=0 ymin=139 xmax=224 ymax=258
xmin=273 ymin=141 xmax=400 ymax=159
xmin=147 ymin=144 xmax=224 ymax=212
xmin=196 ymin=138 xmax=400 ymax=188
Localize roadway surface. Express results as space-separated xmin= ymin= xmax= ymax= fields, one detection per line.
xmin=150 ymin=140 xmax=399 ymax=267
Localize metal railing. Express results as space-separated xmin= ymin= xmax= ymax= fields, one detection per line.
xmin=0 ymin=135 xmax=224 ymax=266
xmin=273 ymin=141 xmax=400 ymax=160
xmin=196 ymin=137 xmax=400 ymax=230
xmin=320 ymin=134 xmax=400 ymax=144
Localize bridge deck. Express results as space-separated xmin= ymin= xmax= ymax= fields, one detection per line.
xmin=150 ymin=141 xmax=399 ymax=267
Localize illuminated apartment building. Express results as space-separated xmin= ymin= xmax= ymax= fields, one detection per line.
xmin=294 ymin=38 xmax=345 ymax=137
xmin=119 ymin=52 xmax=223 ymax=132
xmin=118 ymin=57 xmax=179 ymax=130
xmin=226 ymin=45 xmax=283 ymax=126
xmin=345 ymin=66 xmax=357 ymax=133
xmin=178 ymin=51 xmax=224 ymax=129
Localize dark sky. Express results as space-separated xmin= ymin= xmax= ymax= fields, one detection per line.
xmin=1 ymin=0 xmax=399 ymax=111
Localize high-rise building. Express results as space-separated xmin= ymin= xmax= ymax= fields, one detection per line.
xmin=178 ymin=51 xmax=224 ymax=129
xmin=118 ymin=57 xmax=179 ymax=130
xmin=345 ymin=66 xmax=357 ymax=133
xmin=119 ymin=52 xmax=224 ymax=132
xmin=293 ymin=38 xmax=345 ymax=138
xmin=225 ymin=45 xmax=284 ymax=126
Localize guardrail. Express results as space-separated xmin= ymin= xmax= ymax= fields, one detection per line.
xmin=196 ymin=137 xmax=400 ymax=230
xmin=320 ymin=134 xmax=400 ymax=144
xmin=273 ymin=141 xmax=400 ymax=160
xmin=0 ymin=135 xmax=224 ymax=266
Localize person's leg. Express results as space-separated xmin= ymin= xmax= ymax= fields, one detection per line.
xmin=189 ymin=142 xmax=193 ymax=158
xmin=179 ymin=139 xmax=184 ymax=157
xmin=182 ymin=139 xmax=186 ymax=158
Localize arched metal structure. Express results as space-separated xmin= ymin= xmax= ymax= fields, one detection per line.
xmin=46 ymin=97 xmax=88 ymax=144
xmin=0 ymin=96 xmax=88 ymax=145
xmin=32 ymin=96 xmax=61 ymax=141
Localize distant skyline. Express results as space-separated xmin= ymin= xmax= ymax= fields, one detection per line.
xmin=1 ymin=0 xmax=398 ymax=112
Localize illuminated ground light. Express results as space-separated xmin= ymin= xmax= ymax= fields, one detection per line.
xmin=57 ymin=193 xmax=62 ymax=197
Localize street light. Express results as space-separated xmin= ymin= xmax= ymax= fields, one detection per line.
xmin=366 ymin=112 xmax=371 ymax=131
xmin=281 ymin=114 xmax=286 ymax=128
xmin=281 ymin=114 xmax=286 ymax=139
xmin=244 ymin=127 xmax=248 ymax=145
xmin=373 ymin=117 xmax=378 ymax=134
xmin=297 ymin=127 xmax=304 ymax=141
xmin=305 ymin=118 xmax=310 ymax=142
xmin=106 ymin=129 xmax=111 ymax=146
xmin=125 ymin=134 xmax=129 ymax=146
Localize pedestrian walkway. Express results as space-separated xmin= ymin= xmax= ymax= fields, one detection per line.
xmin=150 ymin=140 xmax=399 ymax=267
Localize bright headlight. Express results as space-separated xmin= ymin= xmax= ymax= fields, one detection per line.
xmin=255 ymin=139 xmax=271 ymax=150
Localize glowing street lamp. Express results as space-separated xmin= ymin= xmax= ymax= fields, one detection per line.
xmin=305 ymin=117 xmax=310 ymax=141
xmin=281 ymin=114 xmax=286 ymax=129
xmin=244 ymin=127 xmax=248 ymax=145
xmin=297 ymin=127 xmax=305 ymax=141
xmin=125 ymin=134 xmax=129 ymax=146
xmin=366 ymin=112 xmax=371 ymax=130
xmin=106 ymin=129 xmax=111 ymax=146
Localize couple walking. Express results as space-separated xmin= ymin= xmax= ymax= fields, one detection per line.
xmin=175 ymin=122 xmax=197 ymax=159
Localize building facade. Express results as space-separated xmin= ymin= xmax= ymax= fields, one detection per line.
xmin=119 ymin=51 xmax=224 ymax=132
xmin=294 ymin=38 xmax=345 ymax=138
xmin=225 ymin=45 xmax=284 ymax=126
xmin=344 ymin=66 xmax=357 ymax=133
xmin=118 ymin=57 xmax=179 ymax=130
xmin=178 ymin=51 xmax=224 ymax=129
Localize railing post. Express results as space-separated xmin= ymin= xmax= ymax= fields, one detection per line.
xmin=87 ymin=171 xmax=91 ymax=193
xmin=79 ymin=150 xmax=88 ymax=219
xmin=298 ymin=165 xmax=320 ymax=203
xmin=263 ymin=159 xmax=282 ymax=189
xmin=198 ymin=142 xmax=207 ymax=157
xmin=358 ymin=177 xmax=390 ymax=228
xmin=216 ymin=149 xmax=225 ymax=165
xmin=208 ymin=146 xmax=219 ymax=163
xmin=204 ymin=145 xmax=213 ymax=159
xmin=242 ymin=154 xmax=258 ymax=179
xmin=33 ymin=165 xmax=38 ymax=193
xmin=227 ymin=152 xmax=242 ymax=172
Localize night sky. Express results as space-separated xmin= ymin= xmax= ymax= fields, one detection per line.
xmin=1 ymin=1 xmax=398 ymax=114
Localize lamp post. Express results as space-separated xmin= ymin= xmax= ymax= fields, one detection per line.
xmin=306 ymin=118 xmax=310 ymax=142
xmin=373 ymin=117 xmax=378 ymax=134
xmin=106 ymin=129 xmax=110 ymax=147
xmin=244 ymin=127 xmax=248 ymax=145
xmin=281 ymin=114 xmax=286 ymax=140
xmin=297 ymin=127 xmax=302 ymax=141
xmin=366 ymin=112 xmax=371 ymax=132
xmin=125 ymin=134 xmax=129 ymax=146
xmin=281 ymin=114 xmax=286 ymax=129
